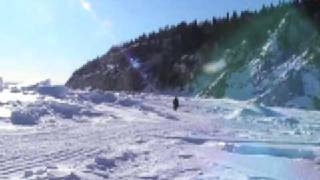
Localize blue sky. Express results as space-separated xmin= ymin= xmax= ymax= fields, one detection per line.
xmin=0 ymin=0 xmax=283 ymax=83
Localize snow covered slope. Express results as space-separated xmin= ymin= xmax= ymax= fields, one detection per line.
xmin=0 ymin=83 xmax=319 ymax=179
xmin=199 ymin=9 xmax=320 ymax=110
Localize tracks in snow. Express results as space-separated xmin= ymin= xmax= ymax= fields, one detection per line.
xmin=0 ymin=147 xmax=103 ymax=178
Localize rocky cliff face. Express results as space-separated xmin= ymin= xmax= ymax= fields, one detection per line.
xmin=67 ymin=2 xmax=320 ymax=110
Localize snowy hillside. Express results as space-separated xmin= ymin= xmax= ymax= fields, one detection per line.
xmin=0 ymin=82 xmax=320 ymax=179
xmin=199 ymin=9 xmax=320 ymax=110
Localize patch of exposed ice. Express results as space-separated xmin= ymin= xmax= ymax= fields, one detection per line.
xmin=36 ymin=85 xmax=69 ymax=99
xmin=117 ymin=97 xmax=141 ymax=107
xmin=223 ymin=143 xmax=316 ymax=160
xmin=79 ymin=90 xmax=117 ymax=104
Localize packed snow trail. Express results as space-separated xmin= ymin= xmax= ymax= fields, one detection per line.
xmin=0 ymin=85 xmax=319 ymax=179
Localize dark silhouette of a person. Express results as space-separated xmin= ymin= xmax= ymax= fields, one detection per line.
xmin=173 ymin=96 xmax=179 ymax=111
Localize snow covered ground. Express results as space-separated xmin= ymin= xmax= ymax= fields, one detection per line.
xmin=0 ymin=82 xmax=319 ymax=180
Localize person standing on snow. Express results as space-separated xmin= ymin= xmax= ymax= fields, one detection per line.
xmin=173 ymin=96 xmax=179 ymax=111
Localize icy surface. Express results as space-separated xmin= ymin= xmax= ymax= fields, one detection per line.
xmin=0 ymin=84 xmax=319 ymax=180
xmin=226 ymin=67 xmax=255 ymax=100
xmin=36 ymin=85 xmax=68 ymax=99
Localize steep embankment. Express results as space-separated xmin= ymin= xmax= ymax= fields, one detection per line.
xmin=199 ymin=10 xmax=320 ymax=109
xmin=67 ymin=3 xmax=320 ymax=110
